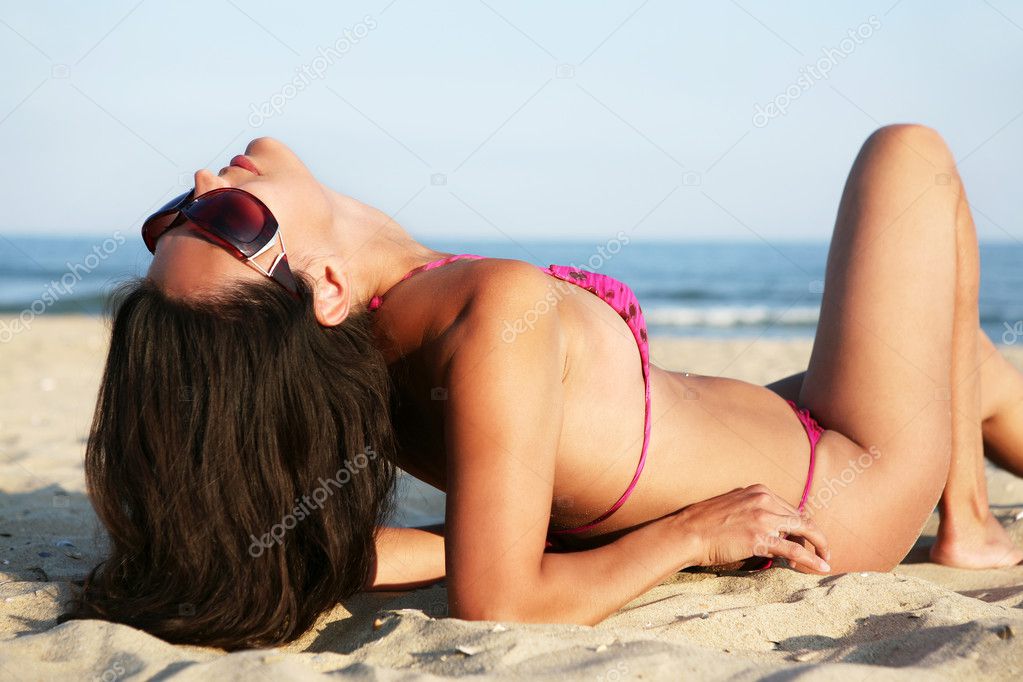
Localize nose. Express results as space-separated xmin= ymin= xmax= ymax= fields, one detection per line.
xmin=193 ymin=169 xmax=229 ymax=196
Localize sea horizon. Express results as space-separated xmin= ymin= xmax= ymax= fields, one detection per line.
xmin=3 ymin=235 xmax=1022 ymax=342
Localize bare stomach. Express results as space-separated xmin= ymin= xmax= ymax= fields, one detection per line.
xmin=557 ymin=367 xmax=867 ymax=545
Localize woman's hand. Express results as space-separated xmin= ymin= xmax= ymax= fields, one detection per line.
xmin=672 ymin=484 xmax=832 ymax=573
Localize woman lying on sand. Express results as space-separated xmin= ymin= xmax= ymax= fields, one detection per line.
xmin=65 ymin=126 xmax=1023 ymax=649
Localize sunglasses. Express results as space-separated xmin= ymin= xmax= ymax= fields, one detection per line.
xmin=141 ymin=188 xmax=299 ymax=298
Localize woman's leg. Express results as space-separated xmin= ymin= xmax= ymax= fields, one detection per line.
xmin=795 ymin=124 xmax=981 ymax=571
xmin=770 ymin=329 xmax=1023 ymax=474
xmin=932 ymin=326 xmax=1023 ymax=566
xmin=975 ymin=330 xmax=1023 ymax=475
xmin=769 ymin=329 xmax=1023 ymax=567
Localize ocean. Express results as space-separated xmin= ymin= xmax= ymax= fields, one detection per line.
xmin=3 ymin=235 xmax=1022 ymax=342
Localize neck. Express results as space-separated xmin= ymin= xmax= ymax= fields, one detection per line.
xmin=326 ymin=191 xmax=449 ymax=308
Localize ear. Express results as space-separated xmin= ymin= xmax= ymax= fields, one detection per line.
xmin=312 ymin=261 xmax=351 ymax=327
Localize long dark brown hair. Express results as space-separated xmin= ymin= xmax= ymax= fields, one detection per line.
xmin=60 ymin=273 xmax=397 ymax=649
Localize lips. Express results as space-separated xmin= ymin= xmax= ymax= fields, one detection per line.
xmin=229 ymin=154 xmax=260 ymax=175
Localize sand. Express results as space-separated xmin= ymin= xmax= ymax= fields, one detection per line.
xmin=1 ymin=315 xmax=1022 ymax=680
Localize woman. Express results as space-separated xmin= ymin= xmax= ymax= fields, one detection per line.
xmin=65 ymin=127 xmax=1023 ymax=649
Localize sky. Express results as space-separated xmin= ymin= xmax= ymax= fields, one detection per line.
xmin=1 ymin=0 xmax=1021 ymax=243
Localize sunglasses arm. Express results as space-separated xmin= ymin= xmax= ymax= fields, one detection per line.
xmin=251 ymin=228 xmax=285 ymax=260
xmin=246 ymin=228 xmax=286 ymax=276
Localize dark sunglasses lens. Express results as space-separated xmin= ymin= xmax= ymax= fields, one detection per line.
xmin=186 ymin=191 xmax=271 ymax=244
xmin=142 ymin=190 xmax=193 ymax=230
xmin=142 ymin=190 xmax=195 ymax=251
xmin=155 ymin=189 xmax=194 ymax=215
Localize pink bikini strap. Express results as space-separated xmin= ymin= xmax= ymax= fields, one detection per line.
xmin=369 ymin=254 xmax=654 ymax=541
xmin=368 ymin=254 xmax=486 ymax=311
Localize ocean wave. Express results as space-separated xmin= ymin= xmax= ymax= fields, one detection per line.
xmin=0 ymin=293 xmax=112 ymax=315
xmin=644 ymin=305 xmax=820 ymax=328
xmin=636 ymin=287 xmax=724 ymax=302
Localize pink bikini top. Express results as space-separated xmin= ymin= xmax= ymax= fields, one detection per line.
xmin=368 ymin=254 xmax=651 ymax=540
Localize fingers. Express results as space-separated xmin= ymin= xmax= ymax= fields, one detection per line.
xmin=770 ymin=537 xmax=832 ymax=573
xmin=775 ymin=514 xmax=830 ymax=564
xmin=698 ymin=484 xmax=834 ymax=572
xmin=793 ymin=521 xmax=831 ymax=564
xmin=753 ymin=512 xmax=831 ymax=568
xmin=744 ymin=484 xmax=830 ymax=564
xmin=743 ymin=483 xmax=799 ymax=517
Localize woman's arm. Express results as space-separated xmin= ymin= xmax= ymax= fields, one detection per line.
xmin=438 ymin=263 xmax=829 ymax=624
xmin=457 ymin=488 xmax=829 ymax=624
xmin=533 ymin=483 xmax=832 ymax=623
xmin=365 ymin=525 xmax=446 ymax=591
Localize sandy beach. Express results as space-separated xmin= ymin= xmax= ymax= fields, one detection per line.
xmin=2 ymin=314 xmax=1021 ymax=680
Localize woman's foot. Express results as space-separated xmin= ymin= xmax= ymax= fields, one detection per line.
xmin=930 ymin=511 xmax=1023 ymax=568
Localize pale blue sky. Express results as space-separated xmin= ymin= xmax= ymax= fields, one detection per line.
xmin=1 ymin=1 xmax=1021 ymax=241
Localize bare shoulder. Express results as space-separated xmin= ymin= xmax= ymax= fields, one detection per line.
xmin=441 ymin=257 xmax=565 ymax=364
xmin=373 ymin=257 xmax=554 ymax=359
xmin=460 ymin=258 xmax=554 ymax=306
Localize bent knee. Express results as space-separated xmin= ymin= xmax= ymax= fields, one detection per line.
xmin=862 ymin=123 xmax=956 ymax=171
